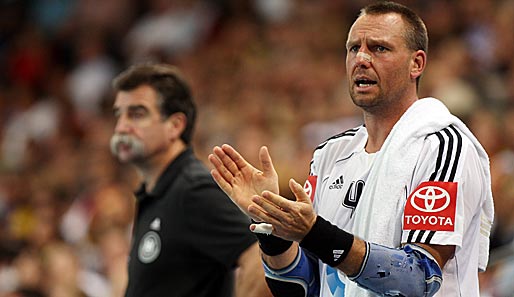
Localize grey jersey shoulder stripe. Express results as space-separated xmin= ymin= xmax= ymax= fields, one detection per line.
xmin=428 ymin=125 xmax=463 ymax=182
xmin=314 ymin=127 xmax=360 ymax=151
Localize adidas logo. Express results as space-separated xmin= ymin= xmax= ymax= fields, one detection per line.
xmin=333 ymin=249 xmax=345 ymax=261
xmin=329 ymin=176 xmax=344 ymax=189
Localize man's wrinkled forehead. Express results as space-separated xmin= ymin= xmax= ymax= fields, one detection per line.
xmin=346 ymin=13 xmax=406 ymax=44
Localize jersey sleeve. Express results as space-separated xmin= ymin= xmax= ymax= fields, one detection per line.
xmin=402 ymin=125 xmax=485 ymax=247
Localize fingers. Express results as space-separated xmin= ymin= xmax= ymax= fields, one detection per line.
xmin=251 ymin=192 xmax=291 ymax=218
xmin=248 ymin=203 xmax=283 ymax=232
xmin=221 ymin=144 xmax=250 ymax=172
xmin=247 ymin=201 xmax=274 ymax=222
xmin=289 ymin=178 xmax=311 ymax=204
xmin=209 ymin=168 xmax=233 ymax=196
xmin=259 ymin=146 xmax=276 ymax=177
xmin=248 ymin=180 xmax=312 ymax=223
xmin=250 ymin=222 xmax=273 ymax=235
xmin=262 ymin=191 xmax=292 ymax=211
xmin=253 ymin=179 xmax=310 ymax=211
xmin=208 ymin=152 xmax=234 ymax=184
xmin=248 ymin=193 xmax=301 ymax=241
xmin=211 ymin=145 xmax=242 ymax=176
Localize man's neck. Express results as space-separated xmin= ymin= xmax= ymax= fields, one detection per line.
xmin=363 ymin=98 xmax=418 ymax=153
xmin=363 ymin=115 xmax=395 ymax=153
xmin=137 ymin=141 xmax=188 ymax=193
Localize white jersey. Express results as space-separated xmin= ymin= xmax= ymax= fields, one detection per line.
xmin=305 ymin=125 xmax=488 ymax=297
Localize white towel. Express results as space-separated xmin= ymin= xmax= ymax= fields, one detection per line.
xmin=351 ymin=97 xmax=494 ymax=270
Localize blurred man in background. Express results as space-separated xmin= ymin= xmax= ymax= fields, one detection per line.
xmin=110 ymin=63 xmax=271 ymax=297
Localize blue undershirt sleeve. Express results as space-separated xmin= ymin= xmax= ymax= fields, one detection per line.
xmin=263 ymin=246 xmax=320 ymax=297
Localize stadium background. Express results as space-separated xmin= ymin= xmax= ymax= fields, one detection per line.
xmin=0 ymin=0 xmax=513 ymax=296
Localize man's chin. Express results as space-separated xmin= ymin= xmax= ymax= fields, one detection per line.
xmin=115 ymin=152 xmax=135 ymax=163
xmin=351 ymin=93 xmax=380 ymax=108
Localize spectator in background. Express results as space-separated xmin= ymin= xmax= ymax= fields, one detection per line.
xmin=123 ymin=0 xmax=219 ymax=63
xmin=67 ymin=29 xmax=118 ymax=124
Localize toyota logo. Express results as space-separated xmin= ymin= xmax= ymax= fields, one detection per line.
xmin=304 ymin=180 xmax=313 ymax=197
xmin=410 ymin=185 xmax=451 ymax=213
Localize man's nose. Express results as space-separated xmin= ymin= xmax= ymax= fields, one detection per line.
xmin=356 ymin=51 xmax=372 ymax=63
xmin=357 ymin=51 xmax=373 ymax=63
xmin=114 ymin=115 xmax=131 ymax=134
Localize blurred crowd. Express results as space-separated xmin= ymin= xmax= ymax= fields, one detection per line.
xmin=0 ymin=0 xmax=513 ymax=296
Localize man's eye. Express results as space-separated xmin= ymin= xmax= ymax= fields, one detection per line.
xmin=130 ymin=111 xmax=146 ymax=119
xmin=349 ymin=45 xmax=360 ymax=52
xmin=376 ymin=46 xmax=387 ymax=52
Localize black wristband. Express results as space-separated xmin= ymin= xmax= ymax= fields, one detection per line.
xmin=251 ymin=220 xmax=293 ymax=256
xmin=300 ymin=216 xmax=354 ymax=267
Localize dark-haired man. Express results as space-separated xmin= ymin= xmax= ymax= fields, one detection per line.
xmin=110 ymin=63 xmax=271 ymax=297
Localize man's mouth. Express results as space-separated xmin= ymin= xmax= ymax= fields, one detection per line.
xmin=110 ymin=134 xmax=134 ymax=155
xmin=117 ymin=142 xmax=132 ymax=151
xmin=355 ymin=79 xmax=377 ymax=87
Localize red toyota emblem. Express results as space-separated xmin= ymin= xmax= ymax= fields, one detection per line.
xmin=410 ymin=185 xmax=451 ymax=213
xmin=403 ymin=181 xmax=457 ymax=232
xmin=304 ymin=176 xmax=317 ymax=202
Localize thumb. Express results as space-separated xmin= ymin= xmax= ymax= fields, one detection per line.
xmin=289 ymin=178 xmax=311 ymax=204
xmin=259 ymin=146 xmax=277 ymax=177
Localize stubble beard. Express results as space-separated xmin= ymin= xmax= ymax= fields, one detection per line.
xmin=350 ymin=89 xmax=383 ymax=113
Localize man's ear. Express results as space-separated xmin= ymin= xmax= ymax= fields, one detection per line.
xmin=410 ymin=50 xmax=426 ymax=81
xmin=166 ymin=112 xmax=187 ymax=141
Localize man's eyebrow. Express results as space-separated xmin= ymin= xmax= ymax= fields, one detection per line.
xmin=127 ymin=105 xmax=147 ymax=111
xmin=346 ymin=37 xmax=395 ymax=49
xmin=113 ymin=104 xmax=148 ymax=114
xmin=346 ymin=38 xmax=358 ymax=47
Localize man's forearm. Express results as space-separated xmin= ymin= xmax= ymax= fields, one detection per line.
xmin=261 ymin=242 xmax=299 ymax=269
